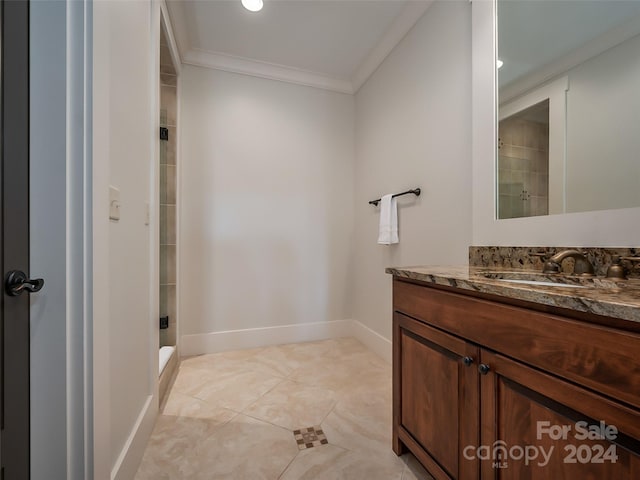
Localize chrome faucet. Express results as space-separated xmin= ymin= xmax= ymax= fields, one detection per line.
xmin=542 ymin=249 xmax=595 ymax=276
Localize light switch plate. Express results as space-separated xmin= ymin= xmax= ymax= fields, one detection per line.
xmin=109 ymin=186 xmax=121 ymax=221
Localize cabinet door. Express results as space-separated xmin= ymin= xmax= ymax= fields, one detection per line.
xmin=393 ymin=312 xmax=479 ymax=480
xmin=480 ymin=350 xmax=640 ymax=480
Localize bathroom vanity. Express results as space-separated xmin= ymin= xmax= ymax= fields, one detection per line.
xmin=388 ymin=252 xmax=640 ymax=479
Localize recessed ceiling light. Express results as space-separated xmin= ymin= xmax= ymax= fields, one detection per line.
xmin=242 ymin=0 xmax=263 ymax=12
xmin=497 ymin=59 xmax=504 ymax=69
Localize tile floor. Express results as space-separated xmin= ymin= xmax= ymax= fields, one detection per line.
xmin=135 ymin=337 xmax=433 ymax=479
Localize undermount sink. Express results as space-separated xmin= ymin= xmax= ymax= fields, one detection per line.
xmin=480 ymin=271 xmax=620 ymax=289
xmin=494 ymin=278 xmax=586 ymax=288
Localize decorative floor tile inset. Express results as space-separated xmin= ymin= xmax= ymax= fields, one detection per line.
xmin=293 ymin=426 xmax=328 ymax=450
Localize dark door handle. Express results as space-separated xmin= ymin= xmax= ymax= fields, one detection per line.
xmin=5 ymin=270 xmax=44 ymax=296
xmin=462 ymin=356 xmax=474 ymax=366
xmin=478 ymin=363 xmax=491 ymax=375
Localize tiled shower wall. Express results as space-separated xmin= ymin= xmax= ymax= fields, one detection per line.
xmin=160 ymin=31 xmax=177 ymax=347
xmin=498 ymin=118 xmax=549 ymax=219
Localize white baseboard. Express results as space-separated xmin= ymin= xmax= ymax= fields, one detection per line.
xmin=351 ymin=319 xmax=392 ymax=364
xmin=110 ymin=395 xmax=157 ymax=480
xmin=180 ymin=319 xmax=393 ymax=364
xmin=180 ymin=319 xmax=353 ymax=357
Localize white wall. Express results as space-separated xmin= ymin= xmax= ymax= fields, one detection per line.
xmin=93 ymin=0 xmax=159 ymax=478
xmin=179 ymin=66 xmax=355 ymax=348
xmin=352 ymin=0 xmax=473 ymax=342
xmin=472 ymin=0 xmax=640 ymax=247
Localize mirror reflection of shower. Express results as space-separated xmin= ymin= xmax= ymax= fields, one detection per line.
xmin=497 ymin=0 xmax=640 ymax=217
xmin=497 ymin=99 xmax=549 ymax=219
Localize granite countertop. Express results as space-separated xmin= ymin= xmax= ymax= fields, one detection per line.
xmin=386 ymin=265 xmax=640 ymax=324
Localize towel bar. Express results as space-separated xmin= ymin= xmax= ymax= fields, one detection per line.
xmin=369 ymin=188 xmax=421 ymax=206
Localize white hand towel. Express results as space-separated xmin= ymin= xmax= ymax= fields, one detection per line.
xmin=377 ymin=194 xmax=399 ymax=245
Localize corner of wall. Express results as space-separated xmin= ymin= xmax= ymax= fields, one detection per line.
xmin=351 ymin=320 xmax=392 ymax=364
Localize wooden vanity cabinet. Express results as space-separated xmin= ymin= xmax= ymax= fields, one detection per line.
xmin=392 ymin=278 xmax=640 ymax=480
xmin=480 ymin=350 xmax=640 ymax=479
xmin=394 ymin=312 xmax=479 ymax=479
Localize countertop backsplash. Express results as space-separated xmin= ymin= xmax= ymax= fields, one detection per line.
xmin=469 ymin=246 xmax=640 ymax=278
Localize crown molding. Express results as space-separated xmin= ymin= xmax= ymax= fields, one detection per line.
xmin=165 ymin=0 xmax=434 ymax=94
xmin=160 ymin=0 xmax=182 ymax=74
xmin=163 ymin=0 xmax=189 ymax=61
xmin=182 ymin=49 xmax=355 ymax=94
xmin=352 ymin=0 xmax=434 ymax=92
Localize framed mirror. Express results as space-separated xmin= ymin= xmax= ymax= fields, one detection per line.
xmin=496 ymin=0 xmax=640 ymax=220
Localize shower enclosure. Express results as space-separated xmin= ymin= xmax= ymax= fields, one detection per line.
xmin=158 ymin=19 xmax=179 ymax=404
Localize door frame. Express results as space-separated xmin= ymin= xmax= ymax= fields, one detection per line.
xmin=28 ymin=0 xmax=93 ymax=478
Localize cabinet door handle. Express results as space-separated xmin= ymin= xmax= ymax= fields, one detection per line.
xmin=462 ymin=356 xmax=474 ymax=366
xmin=478 ymin=363 xmax=491 ymax=375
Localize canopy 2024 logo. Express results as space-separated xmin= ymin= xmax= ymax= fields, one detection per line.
xmin=463 ymin=421 xmax=619 ymax=469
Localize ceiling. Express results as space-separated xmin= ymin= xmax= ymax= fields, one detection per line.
xmin=165 ymin=0 xmax=433 ymax=93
